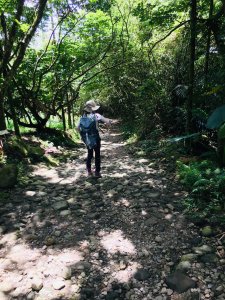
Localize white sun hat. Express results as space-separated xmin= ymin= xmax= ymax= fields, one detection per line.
xmin=84 ymin=100 xmax=100 ymax=113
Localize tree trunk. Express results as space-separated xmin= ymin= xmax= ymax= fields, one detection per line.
xmin=8 ymin=91 xmax=21 ymax=137
xmin=210 ymin=3 xmax=225 ymax=61
xmin=72 ymin=103 xmax=75 ymax=128
xmin=186 ymin=0 xmax=197 ymax=133
xmin=62 ymin=107 xmax=66 ymax=132
xmin=67 ymin=93 xmax=72 ymax=129
xmin=0 ymin=0 xmax=48 ymax=131
xmin=68 ymin=106 xmax=72 ymax=129
xmin=204 ymin=0 xmax=214 ymax=88
xmin=0 ymin=89 xmax=7 ymax=130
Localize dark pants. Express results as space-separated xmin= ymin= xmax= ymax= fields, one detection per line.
xmin=86 ymin=138 xmax=101 ymax=173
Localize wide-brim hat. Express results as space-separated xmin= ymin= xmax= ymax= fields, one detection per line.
xmin=84 ymin=100 xmax=100 ymax=113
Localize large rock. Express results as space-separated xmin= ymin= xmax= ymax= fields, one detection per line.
xmin=200 ymin=253 xmax=218 ymax=263
xmin=27 ymin=145 xmax=45 ymax=159
xmin=165 ymin=271 xmax=196 ymax=293
xmin=176 ymin=261 xmax=191 ymax=272
xmin=0 ymin=164 xmax=18 ymax=188
xmin=8 ymin=137 xmax=28 ymax=157
xmin=180 ymin=253 xmax=198 ymax=262
xmin=193 ymin=245 xmax=213 ymax=255
xmin=134 ymin=269 xmax=150 ymax=281
xmin=7 ymin=136 xmax=45 ymax=161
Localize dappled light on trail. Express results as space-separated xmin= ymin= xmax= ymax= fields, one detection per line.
xmin=0 ymin=241 xmax=83 ymax=299
xmin=0 ymin=128 xmax=222 ymax=299
xmin=100 ymin=230 xmax=136 ymax=255
xmin=113 ymin=262 xmax=140 ymax=284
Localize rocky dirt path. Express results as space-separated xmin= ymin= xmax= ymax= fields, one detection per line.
xmin=0 ymin=130 xmax=225 ymax=300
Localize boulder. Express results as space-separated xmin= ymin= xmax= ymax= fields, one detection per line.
xmin=27 ymin=145 xmax=45 ymax=159
xmin=180 ymin=253 xmax=198 ymax=262
xmin=176 ymin=261 xmax=191 ymax=272
xmin=0 ymin=164 xmax=18 ymax=188
xmin=165 ymin=271 xmax=196 ymax=293
xmin=7 ymin=137 xmax=45 ymax=162
xmin=8 ymin=137 xmax=28 ymax=157
xmin=134 ymin=269 xmax=150 ymax=281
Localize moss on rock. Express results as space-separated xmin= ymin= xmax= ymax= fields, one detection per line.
xmin=0 ymin=164 xmax=18 ymax=188
xmin=6 ymin=136 xmax=45 ymax=161
xmin=43 ymin=154 xmax=59 ymax=166
xmin=201 ymin=225 xmax=213 ymax=237
xmin=8 ymin=137 xmax=28 ymax=157
xmin=27 ymin=145 xmax=45 ymax=159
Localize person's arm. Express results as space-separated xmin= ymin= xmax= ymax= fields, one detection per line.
xmin=101 ymin=116 xmax=112 ymax=124
xmin=99 ymin=115 xmax=117 ymax=124
xmin=95 ymin=113 xmax=119 ymax=125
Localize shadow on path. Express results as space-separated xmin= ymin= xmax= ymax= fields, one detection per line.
xmin=0 ymin=128 xmax=217 ymax=300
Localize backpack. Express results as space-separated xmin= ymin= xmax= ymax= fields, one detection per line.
xmin=79 ymin=114 xmax=99 ymax=149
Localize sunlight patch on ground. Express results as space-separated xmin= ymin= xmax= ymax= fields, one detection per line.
xmin=32 ymin=166 xmax=63 ymax=183
xmin=0 ymin=232 xmax=18 ymax=246
xmin=112 ymin=262 xmax=140 ymax=283
xmin=111 ymin=164 xmax=135 ymax=171
xmin=141 ymin=209 xmax=148 ymax=216
xmin=109 ymin=143 xmax=123 ymax=149
xmin=100 ymin=230 xmax=136 ymax=255
xmin=106 ymin=132 xmax=123 ymax=137
xmin=31 ymin=163 xmax=86 ymax=184
xmin=109 ymin=172 xmax=128 ymax=178
xmin=165 ymin=214 xmax=173 ymax=220
xmin=101 ymin=139 xmax=113 ymax=144
xmin=102 ymin=141 xmax=123 ymax=149
xmin=7 ymin=244 xmax=41 ymax=264
xmin=0 ymin=242 xmax=84 ymax=299
xmin=116 ymin=198 xmax=131 ymax=207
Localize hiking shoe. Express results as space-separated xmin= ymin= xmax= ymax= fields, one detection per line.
xmin=94 ymin=172 xmax=102 ymax=178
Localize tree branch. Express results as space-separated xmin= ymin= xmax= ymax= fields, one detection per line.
xmin=3 ymin=0 xmax=25 ymax=70
xmin=149 ymin=20 xmax=189 ymax=53
xmin=32 ymin=12 xmax=87 ymax=94
xmin=0 ymin=13 xmax=8 ymax=44
xmin=10 ymin=0 xmax=48 ymax=73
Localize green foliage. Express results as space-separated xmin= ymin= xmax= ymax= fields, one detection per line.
xmin=43 ymin=154 xmax=59 ymax=166
xmin=177 ymin=159 xmax=225 ymax=223
xmin=86 ymin=0 xmax=112 ymax=12
xmin=0 ymin=191 xmax=9 ymax=203
xmin=121 ymin=122 xmax=137 ymax=140
xmin=218 ymin=123 xmax=225 ymax=140
xmin=192 ymin=108 xmax=208 ymax=121
xmin=14 ymin=19 xmax=30 ymax=33
xmin=177 ymin=160 xmax=202 ymax=189
xmin=207 ymin=105 xmax=225 ymax=129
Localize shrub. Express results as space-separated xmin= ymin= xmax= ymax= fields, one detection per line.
xmin=177 ymin=159 xmax=225 ymax=223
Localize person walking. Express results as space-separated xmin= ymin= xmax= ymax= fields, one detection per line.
xmin=77 ymin=100 xmax=117 ymax=178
